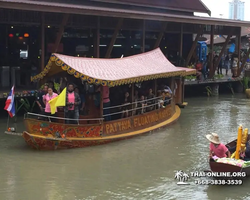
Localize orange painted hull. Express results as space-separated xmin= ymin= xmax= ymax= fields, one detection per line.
xmin=22 ymin=106 xmax=181 ymax=150
xmin=22 ymin=131 xmax=136 ymax=150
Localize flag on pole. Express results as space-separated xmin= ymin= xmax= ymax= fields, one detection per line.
xmin=4 ymin=86 xmax=15 ymax=117
xmin=49 ymin=87 xmax=66 ymax=114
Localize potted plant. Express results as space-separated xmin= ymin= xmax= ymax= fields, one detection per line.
xmin=191 ymin=75 xmax=196 ymax=81
xmin=218 ymin=74 xmax=224 ymax=79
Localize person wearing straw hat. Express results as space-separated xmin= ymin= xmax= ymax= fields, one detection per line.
xmin=206 ymin=133 xmax=231 ymax=158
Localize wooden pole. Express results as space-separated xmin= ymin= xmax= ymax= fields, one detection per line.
xmin=154 ymin=79 xmax=157 ymax=94
xmin=41 ymin=13 xmax=45 ymax=71
xmin=179 ymin=23 xmax=183 ymax=57
xmin=153 ymin=22 xmax=167 ymax=49
xmin=208 ymin=25 xmax=215 ymax=78
xmin=154 ymin=79 xmax=157 ymax=110
xmin=237 ymin=28 xmax=241 ymax=76
xmin=105 ymin=18 xmax=123 ymax=58
xmin=185 ymin=25 xmax=203 ymax=67
xmin=131 ymin=83 xmax=134 ymax=116
xmin=94 ymin=17 xmax=100 ymax=58
xmin=181 ymin=77 xmax=184 ymax=104
xmin=141 ymin=20 xmax=145 ymax=53
xmin=212 ymin=33 xmax=232 ymax=76
xmin=100 ymin=86 xmax=103 ymax=117
xmin=52 ymin=14 xmax=69 ymax=53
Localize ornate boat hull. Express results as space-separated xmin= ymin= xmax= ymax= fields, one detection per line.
xmin=22 ymin=105 xmax=181 ymax=150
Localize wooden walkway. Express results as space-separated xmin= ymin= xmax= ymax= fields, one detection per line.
xmin=184 ymin=71 xmax=243 ymax=86
xmin=0 ymin=88 xmax=37 ymax=99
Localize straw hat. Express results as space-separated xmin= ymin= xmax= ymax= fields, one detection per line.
xmin=206 ymin=133 xmax=220 ymax=144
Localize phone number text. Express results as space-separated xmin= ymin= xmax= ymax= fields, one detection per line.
xmin=195 ymin=179 xmax=243 ymax=185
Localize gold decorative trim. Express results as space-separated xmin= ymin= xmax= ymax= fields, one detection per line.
xmin=31 ymin=54 xmax=192 ymax=87
xmin=183 ymin=70 xmax=197 ymax=76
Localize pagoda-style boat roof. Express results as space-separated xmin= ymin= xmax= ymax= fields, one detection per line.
xmin=31 ymin=48 xmax=196 ymax=87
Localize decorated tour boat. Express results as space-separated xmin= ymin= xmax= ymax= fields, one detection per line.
xmin=21 ymin=48 xmax=195 ymax=150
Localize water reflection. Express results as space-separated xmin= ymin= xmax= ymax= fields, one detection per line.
xmin=1 ymin=94 xmax=250 ymax=199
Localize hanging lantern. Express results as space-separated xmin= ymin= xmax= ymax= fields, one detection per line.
xmin=24 ymin=33 xmax=29 ymax=38
xmin=9 ymin=33 xmax=14 ymax=38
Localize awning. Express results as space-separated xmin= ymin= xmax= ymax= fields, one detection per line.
xmin=31 ymin=48 xmax=196 ymax=87
xmin=177 ymin=67 xmax=197 ymax=76
xmin=0 ymin=0 xmax=249 ymax=27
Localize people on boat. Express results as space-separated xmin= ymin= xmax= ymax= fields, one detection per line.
xmin=36 ymin=84 xmax=48 ymax=114
xmin=121 ymin=92 xmax=131 ymax=118
xmin=43 ymin=87 xmax=58 ymax=122
xmin=228 ymin=140 xmax=250 ymax=161
xmin=156 ymin=90 xmax=162 ymax=109
xmin=102 ymin=86 xmax=111 ymax=121
xmin=136 ymin=95 xmax=147 ymax=115
xmin=134 ymin=90 xmax=139 ymax=102
xmin=48 ymin=80 xmax=58 ymax=93
xmin=243 ymin=141 xmax=250 ymax=161
xmin=59 ymin=77 xmax=68 ymax=93
xmin=74 ymin=87 xmax=85 ymax=115
xmin=64 ymin=83 xmax=81 ymax=124
xmin=147 ymin=88 xmax=155 ymax=111
xmin=159 ymin=100 xmax=165 ymax=108
xmin=164 ymin=89 xmax=172 ymax=106
xmin=206 ymin=133 xmax=231 ymax=158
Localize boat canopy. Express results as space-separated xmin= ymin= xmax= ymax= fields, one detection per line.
xmin=31 ymin=48 xmax=196 ymax=87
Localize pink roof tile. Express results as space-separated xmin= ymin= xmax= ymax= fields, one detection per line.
xmin=53 ymin=48 xmax=185 ymax=81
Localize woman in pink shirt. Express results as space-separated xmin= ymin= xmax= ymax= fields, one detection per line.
xmin=43 ymin=87 xmax=58 ymax=122
xmin=206 ymin=133 xmax=231 ymax=158
xmin=96 ymin=86 xmax=111 ymax=121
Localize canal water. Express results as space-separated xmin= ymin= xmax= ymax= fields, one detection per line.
xmin=1 ymin=94 xmax=250 ymax=200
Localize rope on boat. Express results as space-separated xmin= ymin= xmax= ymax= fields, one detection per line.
xmin=5 ymin=131 xmax=23 ymax=136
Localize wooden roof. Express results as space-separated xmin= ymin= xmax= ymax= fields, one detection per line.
xmin=0 ymin=0 xmax=249 ymax=27
xmin=91 ymin=0 xmax=211 ymax=15
xmin=31 ymin=48 xmax=196 ymax=86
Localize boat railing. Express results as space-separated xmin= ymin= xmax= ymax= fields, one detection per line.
xmin=103 ymin=98 xmax=172 ymax=117
xmin=24 ymin=112 xmax=104 ymax=125
xmin=103 ymin=95 xmax=167 ymax=110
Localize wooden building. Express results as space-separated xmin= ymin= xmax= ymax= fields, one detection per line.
xmin=0 ymin=0 xmax=249 ymax=89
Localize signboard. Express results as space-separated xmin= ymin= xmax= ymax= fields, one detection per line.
xmin=104 ymin=106 xmax=173 ymax=135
